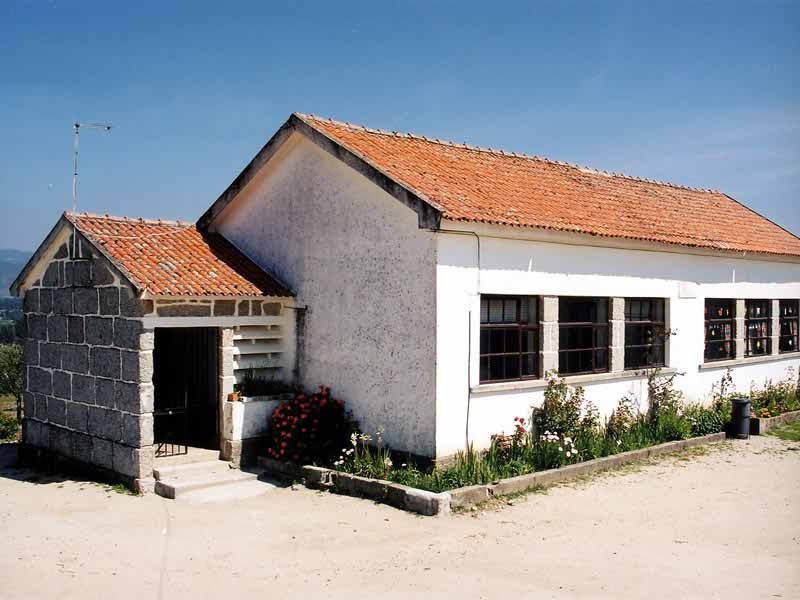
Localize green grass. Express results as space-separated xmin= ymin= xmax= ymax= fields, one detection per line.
xmin=0 ymin=393 xmax=18 ymax=441
xmin=767 ymin=420 xmax=800 ymax=442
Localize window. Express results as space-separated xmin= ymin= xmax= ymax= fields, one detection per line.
xmin=704 ymin=299 xmax=735 ymax=361
xmin=479 ymin=296 xmax=539 ymax=382
xmin=558 ymin=297 xmax=609 ymax=375
xmin=624 ymin=298 xmax=666 ymax=369
xmin=779 ymin=299 xmax=799 ymax=353
xmin=745 ymin=299 xmax=771 ymax=356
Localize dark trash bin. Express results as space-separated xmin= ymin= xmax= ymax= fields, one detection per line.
xmin=730 ymin=395 xmax=751 ymax=439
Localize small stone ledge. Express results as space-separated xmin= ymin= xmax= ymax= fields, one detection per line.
xmin=750 ymin=409 xmax=800 ymax=435
xmin=448 ymin=432 xmax=727 ymax=509
xmin=698 ymin=353 xmax=800 ymax=371
xmin=472 ymin=368 xmax=678 ymax=395
xmin=257 ymin=457 xmax=451 ymax=516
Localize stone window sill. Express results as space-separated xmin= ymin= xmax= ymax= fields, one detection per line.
xmin=471 ymin=368 xmax=678 ymax=395
xmin=698 ymin=353 xmax=800 ymax=371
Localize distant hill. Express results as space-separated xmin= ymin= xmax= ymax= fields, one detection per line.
xmin=0 ymin=249 xmax=30 ymax=297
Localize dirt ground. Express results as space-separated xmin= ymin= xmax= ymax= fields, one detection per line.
xmin=1 ymin=435 xmax=798 ymax=600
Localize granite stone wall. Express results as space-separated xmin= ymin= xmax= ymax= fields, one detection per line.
xmin=19 ymin=235 xmax=154 ymax=487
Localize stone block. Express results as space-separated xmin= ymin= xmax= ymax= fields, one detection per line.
xmin=121 ymin=350 xmax=138 ymax=383
xmin=72 ymin=261 xmax=92 ymax=286
xmin=88 ymin=405 xmax=121 ymax=441
xmin=66 ymin=401 xmax=89 ymax=433
xmin=71 ymin=373 xmax=96 ymax=404
xmin=34 ymin=394 xmax=48 ymax=421
xmin=28 ymin=314 xmax=47 ymax=341
xmin=92 ymin=261 xmax=115 ymax=285
xmin=54 ymin=243 xmax=68 ymax=259
xmin=23 ymin=289 xmax=39 ymax=313
xmin=53 ymin=288 xmax=73 ymax=314
xmin=62 ymin=261 xmax=73 ymax=287
xmin=92 ymin=438 xmax=113 ymax=469
xmin=42 ymin=262 xmax=60 ymax=287
xmin=114 ymin=318 xmax=143 ymax=349
xmin=47 ymin=397 xmax=67 ymax=426
xmin=74 ymin=433 xmax=93 ymax=462
xmin=114 ymin=381 xmax=140 ymax=413
xmin=156 ymin=303 xmax=211 ymax=317
xmin=50 ymin=425 xmax=74 ymax=457
xmin=95 ymin=377 xmax=114 ymax=408
xmin=139 ymin=329 xmax=155 ymax=351
xmin=39 ymin=342 xmax=61 ymax=369
xmin=62 ymin=344 xmax=89 ymax=374
xmin=139 ymin=384 xmax=154 ymax=413
xmin=23 ymin=339 xmax=39 ymax=366
xmin=39 ymin=289 xmax=53 ymax=314
xmin=22 ymin=391 xmax=34 ymax=418
xmin=47 ymin=315 xmax=68 ymax=342
xmin=220 ymin=327 xmax=235 ymax=347
xmin=29 ymin=367 xmax=52 ymax=395
xmin=112 ymin=444 xmax=141 ymax=478
xmin=214 ymin=300 xmax=236 ymax=316
xmin=23 ymin=419 xmax=43 ymax=447
xmin=15 ymin=317 xmax=27 ymax=339
xmin=122 ymin=413 xmax=153 ymax=447
xmin=85 ymin=316 xmax=113 ymax=346
xmin=90 ymin=347 xmax=121 ymax=379
xmin=120 ymin=287 xmax=148 ymax=317
xmin=99 ymin=287 xmax=120 ymax=316
xmin=53 ymin=370 xmax=71 ymax=400
xmin=73 ymin=288 xmax=98 ymax=315
xmin=263 ymin=302 xmax=281 ymax=316
xmin=67 ymin=316 xmax=85 ymax=343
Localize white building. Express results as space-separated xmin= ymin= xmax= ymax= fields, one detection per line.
xmin=15 ymin=113 xmax=800 ymax=480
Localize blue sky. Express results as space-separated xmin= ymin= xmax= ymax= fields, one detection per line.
xmin=1 ymin=0 xmax=798 ymax=251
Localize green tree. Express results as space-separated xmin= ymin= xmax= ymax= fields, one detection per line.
xmin=0 ymin=343 xmax=23 ymax=427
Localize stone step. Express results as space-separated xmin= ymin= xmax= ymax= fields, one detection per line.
xmin=155 ymin=469 xmax=260 ymax=500
xmin=153 ymin=460 xmax=232 ymax=481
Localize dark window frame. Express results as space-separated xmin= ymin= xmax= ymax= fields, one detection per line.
xmin=558 ymin=297 xmax=609 ymax=375
xmin=779 ymin=299 xmax=799 ymax=354
xmin=704 ymin=299 xmax=736 ymax=362
xmin=744 ymin=299 xmax=771 ymax=357
xmin=479 ymin=295 xmax=540 ymax=383
xmin=624 ymin=298 xmax=666 ymax=370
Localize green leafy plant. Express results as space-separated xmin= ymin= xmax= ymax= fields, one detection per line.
xmin=266 ymin=386 xmax=358 ymax=465
xmin=235 ymin=367 xmax=296 ymax=397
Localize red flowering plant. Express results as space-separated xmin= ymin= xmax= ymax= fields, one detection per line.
xmin=266 ymin=386 xmax=359 ymax=465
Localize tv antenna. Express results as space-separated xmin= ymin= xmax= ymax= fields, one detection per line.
xmin=72 ymin=121 xmax=112 ymax=212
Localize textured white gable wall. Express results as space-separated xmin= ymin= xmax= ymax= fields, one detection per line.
xmin=213 ymin=134 xmax=438 ymax=457
xmin=436 ymin=227 xmax=800 ymax=458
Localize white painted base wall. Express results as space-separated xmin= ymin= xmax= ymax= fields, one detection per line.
xmin=436 ymin=223 xmax=800 ymax=458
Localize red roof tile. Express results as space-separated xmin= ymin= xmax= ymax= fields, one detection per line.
xmin=66 ymin=213 xmax=291 ymax=297
xmin=298 ymin=114 xmax=800 ymax=258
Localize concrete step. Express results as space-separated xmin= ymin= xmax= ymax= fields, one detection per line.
xmin=155 ymin=468 xmax=260 ymax=500
xmin=153 ymin=460 xmax=232 ymax=481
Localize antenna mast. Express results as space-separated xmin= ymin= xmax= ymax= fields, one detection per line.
xmin=72 ymin=121 xmax=112 ymax=212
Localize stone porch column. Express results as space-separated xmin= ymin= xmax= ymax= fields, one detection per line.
xmin=540 ymin=296 xmax=559 ymax=375
xmin=219 ymin=327 xmax=236 ymax=460
xmin=735 ymin=299 xmax=746 ymax=359
xmin=610 ymin=297 xmax=625 ymax=372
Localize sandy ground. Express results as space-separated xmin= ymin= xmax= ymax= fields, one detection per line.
xmin=1 ymin=435 xmax=798 ymax=600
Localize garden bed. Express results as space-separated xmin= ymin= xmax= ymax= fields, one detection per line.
xmin=259 ymin=432 xmax=727 ymax=516
xmin=750 ymin=409 xmax=800 ymax=435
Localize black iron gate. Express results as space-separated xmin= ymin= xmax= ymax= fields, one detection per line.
xmin=153 ymin=327 xmax=220 ymax=457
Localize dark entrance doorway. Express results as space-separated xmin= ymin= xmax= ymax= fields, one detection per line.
xmin=153 ymin=327 xmax=220 ymax=457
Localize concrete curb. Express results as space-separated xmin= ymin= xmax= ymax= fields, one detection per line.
xmin=258 ymin=432 xmax=726 ymax=516
xmin=750 ymin=409 xmax=800 ymax=435
xmin=448 ymin=432 xmax=727 ymax=509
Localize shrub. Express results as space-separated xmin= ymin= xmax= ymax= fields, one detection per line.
xmin=266 ymin=386 xmax=358 ymax=465
xmin=749 ymin=370 xmax=800 ymax=418
xmin=0 ymin=412 xmax=17 ymax=441
xmin=533 ymin=372 xmax=585 ymax=437
xmin=235 ymin=367 xmax=296 ymax=397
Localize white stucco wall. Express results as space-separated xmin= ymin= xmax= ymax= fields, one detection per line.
xmin=212 ymin=133 xmax=438 ymax=457
xmin=436 ymin=223 xmax=800 ymax=458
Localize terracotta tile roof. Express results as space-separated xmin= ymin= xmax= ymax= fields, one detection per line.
xmin=297 ymin=114 xmax=800 ymax=258
xmin=65 ymin=213 xmax=292 ymax=297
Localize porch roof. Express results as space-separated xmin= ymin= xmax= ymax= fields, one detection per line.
xmin=66 ymin=212 xmax=293 ymax=298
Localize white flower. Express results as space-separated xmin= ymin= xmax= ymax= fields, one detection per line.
xmin=564 ymin=436 xmax=572 ymax=445
xmin=384 ymin=457 xmax=393 ymax=468
xmin=617 ymin=439 xmax=622 ymax=446
xmin=350 ymin=433 xmax=358 ymax=447
xmin=401 ymin=463 xmax=407 ymax=468
xmin=558 ymin=446 xmax=563 ymax=452
xmin=346 ymin=449 xmax=354 ymax=455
